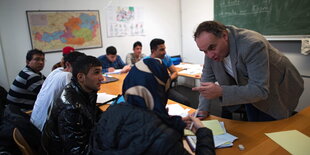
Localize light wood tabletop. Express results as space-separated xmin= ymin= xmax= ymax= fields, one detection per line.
xmin=98 ymin=73 xmax=310 ymax=154
xmin=175 ymin=63 xmax=202 ymax=79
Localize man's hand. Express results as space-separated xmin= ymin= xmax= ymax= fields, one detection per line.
xmin=182 ymin=115 xmax=205 ymax=134
xmin=108 ymin=67 xmax=115 ymax=72
xmin=192 ymin=82 xmax=223 ymax=99
xmin=121 ymin=65 xmax=131 ymax=73
xmin=190 ymin=110 xmax=209 ymax=120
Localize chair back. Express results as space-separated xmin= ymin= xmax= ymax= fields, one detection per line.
xmin=171 ymin=55 xmax=182 ymax=65
xmin=13 ymin=128 xmax=35 ymax=155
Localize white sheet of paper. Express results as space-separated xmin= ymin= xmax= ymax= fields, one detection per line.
xmin=106 ymin=69 xmax=122 ymax=74
xmin=176 ymin=64 xmax=202 ymax=69
xmin=179 ymin=69 xmax=202 ymax=75
xmin=214 ymin=133 xmax=238 ymax=147
xmin=96 ymin=93 xmax=117 ymax=104
xmin=166 ymin=104 xmax=190 ymax=117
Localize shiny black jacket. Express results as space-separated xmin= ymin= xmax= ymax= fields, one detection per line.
xmin=42 ymin=79 xmax=101 ymax=155
xmin=90 ymin=104 xmax=215 ymax=155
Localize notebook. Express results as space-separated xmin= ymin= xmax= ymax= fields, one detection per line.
xmin=101 ymin=76 xmax=119 ymax=84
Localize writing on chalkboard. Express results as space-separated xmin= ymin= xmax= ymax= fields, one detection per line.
xmin=215 ymin=0 xmax=310 ymax=36
xmin=218 ymin=0 xmax=271 ymax=17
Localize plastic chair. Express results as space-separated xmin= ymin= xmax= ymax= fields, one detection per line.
xmin=13 ymin=128 xmax=35 ymax=155
xmin=170 ymin=55 xmax=183 ymax=87
xmin=171 ymin=55 xmax=182 ymax=65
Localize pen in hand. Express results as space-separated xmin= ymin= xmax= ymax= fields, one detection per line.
xmin=189 ymin=110 xmax=199 ymax=130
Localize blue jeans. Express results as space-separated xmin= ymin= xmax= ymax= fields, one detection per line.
xmin=245 ymin=104 xmax=276 ymax=122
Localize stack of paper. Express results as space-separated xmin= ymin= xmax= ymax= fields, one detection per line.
xmin=185 ymin=120 xmax=238 ymax=150
xmin=166 ymin=104 xmax=190 ymax=117
xmin=176 ymin=64 xmax=203 ymax=75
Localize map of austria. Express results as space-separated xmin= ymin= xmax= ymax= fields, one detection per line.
xmin=32 ymin=14 xmax=98 ymax=44
xmin=26 ymin=10 xmax=102 ymax=52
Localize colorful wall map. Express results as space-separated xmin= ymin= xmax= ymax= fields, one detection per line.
xmin=26 ymin=10 xmax=102 ymax=52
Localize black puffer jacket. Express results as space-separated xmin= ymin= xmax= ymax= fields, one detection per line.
xmin=90 ymin=104 xmax=215 ymax=155
xmin=42 ymin=79 xmax=101 ymax=155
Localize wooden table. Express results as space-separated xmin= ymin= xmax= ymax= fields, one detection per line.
xmin=98 ymin=73 xmax=310 ymax=154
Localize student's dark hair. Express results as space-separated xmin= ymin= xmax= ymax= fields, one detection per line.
xmin=194 ymin=21 xmax=227 ymax=38
xmin=133 ymin=41 xmax=142 ymax=49
xmin=63 ymin=51 xmax=86 ymax=69
xmin=106 ymin=46 xmax=117 ymax=55
xmin=72 ymin=56 xmax=102 ymax=79
xmin=150 ymin=38 xmax=165 ymax=52
xmin=26 ymin=49 xmax=45 ymax=61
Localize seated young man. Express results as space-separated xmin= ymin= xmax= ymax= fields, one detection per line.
xmin=145 ymin=38 xmax=191 ymax=106
xmin=90 ymin=58 xmax=215 ymax=155
xmin=31 ymin=51 xmax=86 ymax=131
xmin=42 ymin=56 xmax=103 ymax=154
xmin=98 ymin=46 xmax=131 ymax=73
xmin=125 ymin=41 xmax=146 ymax=66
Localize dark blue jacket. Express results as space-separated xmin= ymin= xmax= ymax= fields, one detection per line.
xmin=98 ymin=55 xmax=126 ymax=73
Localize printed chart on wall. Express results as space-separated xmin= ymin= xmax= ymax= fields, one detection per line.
xmin=106 ymin=6 xmax=144 ymax=37
xmin=26 ymin=10 xmax=103 ymax=53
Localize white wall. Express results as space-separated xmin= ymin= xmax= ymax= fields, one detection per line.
xmin=0 ymin=40 xmax=10 ymax=89
xmin=0 ymin=0 xmax=181 ymax=89
xmin=177 ymin=0 xmax=214 ymax=87
xmin=180 ymin=0 xmax=214 ymax=64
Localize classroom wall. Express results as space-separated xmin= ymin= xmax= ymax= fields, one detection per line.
xmin=0 ymin=41 xmax=10 ymax=89
xmin=180 ymin=0 xmax=214 ymax=64
xmin=0 ymin=0 xmax=182 ymax=90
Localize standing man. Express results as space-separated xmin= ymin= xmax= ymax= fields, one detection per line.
xmin=145 ymin=38 xmax=191 ymax=106
xmin=42 ymin=56 xmax=103 ymax=154
xmin=192 ymin=21 xmax=304 ymax=121
xmin=31 ymin=51 xmax=86 ymax=131
xmin=98 ymin=46 xmax=131 ymax=73
xmin=7 ymin=49 xmax=46 ymax=111
xmin=125 ymin=41 xmax=146 ymax=66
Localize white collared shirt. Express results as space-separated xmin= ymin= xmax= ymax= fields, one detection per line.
xmin=223 ymin=54 xmax=235 ymax=79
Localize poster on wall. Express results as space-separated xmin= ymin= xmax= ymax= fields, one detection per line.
xmin=26 ymin=10 xmax=102 ymax=53
xmin=106 ymin=6 xmax=145 ymax=37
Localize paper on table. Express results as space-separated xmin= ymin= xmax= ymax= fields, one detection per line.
xmin=176 ymin=63 xmax=202 ymax=69
xmin=265 ymin=130 xmax=310 ymax=155
xmin=184 ymin=120 xmax=225 ymax=136
xmin=214 ymin=133 xmax=237 ymax=148
xmin=202 ymin=120 xmax=226 ymax=135
xmin=106 ymin=69 xmax=122 ymax=74
xmin=185 ymin=120 xmax=237 ymax=148
xmin=179 ymin=69 xmax=202 ymax=75
xmin=166 ymin=104 xmax=190 ymax=117
xmin=96 ymin=93 xmax=117 ymax=104
xmin=213 ymin=134 xmax=231 ymax=147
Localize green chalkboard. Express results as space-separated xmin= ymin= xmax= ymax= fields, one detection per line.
xmin=214 ymin=0 xmax=310 ymax=36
